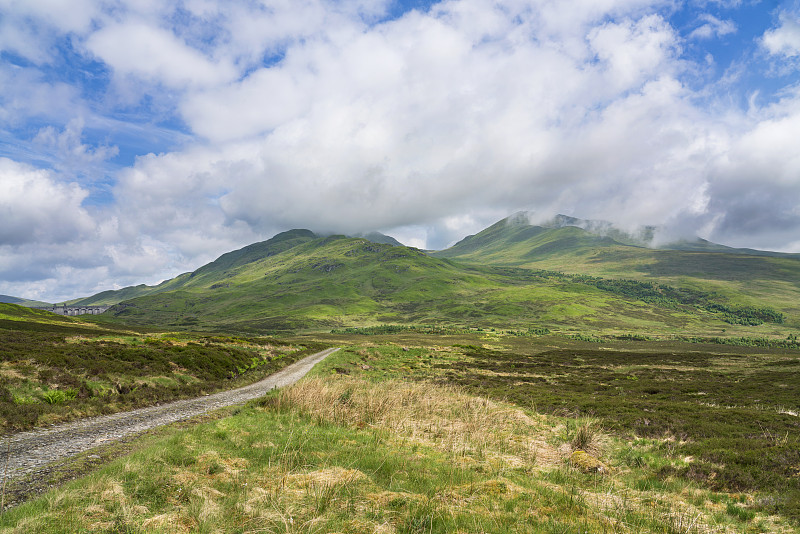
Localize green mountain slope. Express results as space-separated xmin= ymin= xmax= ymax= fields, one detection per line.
xmin=660 ymin=237 xmax=800 ymax=257
xmin=0 ymin=302 xmax=74 ymax=323
xmin=83 ymin=230 xmax=794 ymax=336
xmin=65 ymin=276 xmax=192 ymax=306
xmin=69 ymin=229 xmax=394 ymax=306
xmin=437 ymin=217 xmax=627 ymax=262
xmin=0 ymin=295 xmax=52 ymax=307
xmin=353 ymin=232 xmax=403 ymax=246
xmin=0 ymin=302 xmax=126 ymax=335
xmin=102 ymin=236 xmax=495 ymax=331
xmin=432 ymin=214 xmax=800 ymax=326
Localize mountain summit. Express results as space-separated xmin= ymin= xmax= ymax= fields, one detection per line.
xmin=437 ymin=212 xmax=799 ymax=262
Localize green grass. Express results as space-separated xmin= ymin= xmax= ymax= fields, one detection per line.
xmin=1 ymin=330 xmax=798 ymax=531
xmin=4 ymin=372 xmax=792 ymax=533
xmin=302 ymin=334 xmax=800 ymax=524
xmin=0 ymin=312 xmax=326 ymax=431
xmin=38 ymin=217 xmax=799 ymax=341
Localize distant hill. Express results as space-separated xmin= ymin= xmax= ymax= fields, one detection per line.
xmin=432 ymin=213 xmax=800 ymax=324
xmin=524 ymin=212 xmax=800 ymax=258
xmin=97 ymin=234 xmax=500 ymax=331
xmin=439 ymin=215 xmax=626 ymax=261
xmin=69 ymin=229 xmax=402 ymax=307
xmin=0 ymin=302 xmax=59 ymax=320
xmin=352 ymin=232 xmax=404 ymax=247
xmin=435 ymin=212 xmax=800 ymax=265
xmin=0 ymin=302 xmax=122 ymax=335
xmin=538 ymin=213 xmax=656 ymax=247
xmin=0 ymin=294 xmax=52 ymax=307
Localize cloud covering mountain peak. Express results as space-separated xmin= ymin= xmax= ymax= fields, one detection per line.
xmin=2 ymin=0 xmax=800 ymax=301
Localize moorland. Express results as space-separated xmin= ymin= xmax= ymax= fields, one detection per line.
xmin=1 ymin=214 xmax=799 ymax=533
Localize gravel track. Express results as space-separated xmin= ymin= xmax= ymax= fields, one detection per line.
xmin=0 ymin=347 xmax=338 ymax=502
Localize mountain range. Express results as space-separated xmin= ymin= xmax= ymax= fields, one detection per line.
xmin=6 ymin=213 xmax=799 ymax=335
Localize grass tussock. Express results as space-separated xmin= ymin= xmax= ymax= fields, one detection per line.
xmin=4 ymin=334 xmax=800 ymax=534
xmin=271 ymin=377 xmax=556 ymax=467
xmin=567 ymin=417 xmax=606 ymax=456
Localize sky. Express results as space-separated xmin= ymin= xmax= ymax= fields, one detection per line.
xmin=1 ymin=0 xmax=800 ymax=302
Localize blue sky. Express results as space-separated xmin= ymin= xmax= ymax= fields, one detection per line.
xmin=1 ymin=0 xmax=800 ymax=302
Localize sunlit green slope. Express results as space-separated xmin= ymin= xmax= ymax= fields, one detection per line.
xmin=0 ymin=302 xmax=126 ymax=335
xmin=67 ymin=230 xmax=319 ymax=306
xmin=0 ymin=302 xmax=75 ymax=323
xmin=68 ymin=230 xmax=398 ymax=306
xmin=0 ymin=295 xmax=51 ymax=307
xmin=432 ymin=215 xmax=800 ymax=326
xmin=82 ymin=231 xmax=791 ymax=336
xmin=101 ymin=235 xmax=499 ymax=331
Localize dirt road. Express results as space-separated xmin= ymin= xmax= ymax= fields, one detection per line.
xmin=0 ymin=347 xmax=338 ymax=507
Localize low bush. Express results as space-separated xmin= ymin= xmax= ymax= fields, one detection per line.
xmin=0 ymin=326 xmax=325 ymax=431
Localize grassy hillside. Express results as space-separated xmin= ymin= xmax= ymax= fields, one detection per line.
xmin=435 ymin=217 xmax=633 ymax=262
xmin=81 ymin=233 xmax=797 ymax=338
xmin=0 ymin=294 xmax=51 ymax=307
xmin=98 ymin=236 xmax=498 ymax=331
xmin=51 ymin=214 xmax=799 ymax=336
xmin=0 ymin=302 xmax=110 ymax=332
xmin=67 ymin=230 xmax=320 ymax=306
xmin=68 ymin=229 xmax=392 ymax=306
xmin=433 ymin=215 xmax=800 ymax=328
xmin=64 ymin=276 xmax=192 ymax=306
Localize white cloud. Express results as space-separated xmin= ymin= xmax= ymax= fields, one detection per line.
xmin=32 ymin=118 xmax=119 ymax=178
xmin=108 ymin=1 xmax=729 ymax=252
xmin=0 ymin=0 xmax=100 ymax=63
xmin=0 ymin=158 xmax=95 ymax=246
xmin=588 ymin=14 xmax=678 ymax=92
xmin=696 ymin=88 xmax=800 ymax=249
xmin=762 ymin=12 xmax=800 ymax=58
xmin=0 ymin=0 xmax=99 ymax=33
xmin=689 ymin=13 xmax=736 ymax=40
xmin=85 ymin=21 xmax=238 ymax=89
xmin=4 ymin=0 xmax=800 ymax=301
xmin=0 ymin=65 xmax=86 ymax=125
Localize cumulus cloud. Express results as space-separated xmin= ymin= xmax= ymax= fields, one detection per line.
xmin=150 ymin=3 xmax=692 ymax=244
xmin=0 ymin=158 xmax=95 ymax=245
xmin=0 ymin=65 xmax=86 ymax=126
xmin=85 ymin=22 xmax=238 ymax=89
xmin=588 ymin=15 xmax=678 ymax=91
xmin=0 ymin=0 xmax=99 ymax=63
xmin=32 ymin=118 xmax=119 ymax=178
xmin=89 ymin=0 xmax=800 ymax=255
xmin=762 ymin=11 xmax=800 ymax=58
xmin=3 ymin=0 xmax=800 ymax=302
xmin=699 ymin=88 xmax=800 ymax=249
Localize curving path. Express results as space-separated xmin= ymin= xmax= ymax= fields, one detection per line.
xmin=0 ymin=347 xmax=338 ymax=501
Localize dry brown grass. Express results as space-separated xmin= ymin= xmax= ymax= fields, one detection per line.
xmin=2 ymin=372 xmax=794 ymax=533
xmin=274 ymin=377 xmax=561 ymax=469
xmin=569 ymin=417 xmax=607 ymax=456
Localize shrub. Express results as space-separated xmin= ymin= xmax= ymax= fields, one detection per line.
xmin=569 ymin=418 xmax=604 ymax=455
xmin=41 ymin=389 xmax=67 ymax=405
